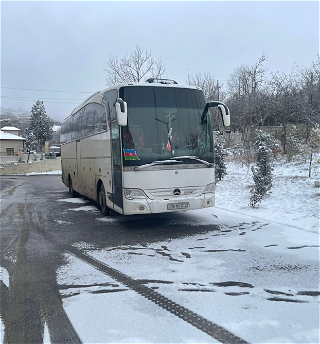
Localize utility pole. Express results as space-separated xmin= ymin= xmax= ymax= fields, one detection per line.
xmin=306 ymin=72 xmax=313 ymax=143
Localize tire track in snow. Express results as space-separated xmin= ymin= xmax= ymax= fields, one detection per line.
xmin=42 ymin=231 xmax=249 ymax=344
xmin=215 ymin=206 xmax=318 ymax=234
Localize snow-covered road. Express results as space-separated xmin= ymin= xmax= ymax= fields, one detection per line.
xmin=56 ymin=160 xmax=319 ymax=343
xmin=56 ymin=205 xmax=319 ymax=344
xmin=0 ymin=159 xmax=319 ymax=343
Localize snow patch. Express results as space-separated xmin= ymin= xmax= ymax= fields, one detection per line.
xmin=26 ymin=170 xmax=62 ymax=176
xmin=57 ymin=198 xmax=89 ymax=204
xmin=54 ymin=219 xmax=72 ymax=225
xmin=67 ymin=205 xmax=99 ymax=212
xmin=43 ymin=322 xmax=50 ymax=344
xmin=0 ymin=267 xmax=9 ymax=288
xmin=0 ymin=317 xmax=4 ymax=344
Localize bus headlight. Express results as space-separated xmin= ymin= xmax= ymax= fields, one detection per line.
xmin=203 ymin=183 xmax=215 ymax=194
xmin=124 ymin=188 xmax=147 ymax=200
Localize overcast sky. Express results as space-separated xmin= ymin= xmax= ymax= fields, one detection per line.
xmin=1 ymin=0 xmax=319 ymax=122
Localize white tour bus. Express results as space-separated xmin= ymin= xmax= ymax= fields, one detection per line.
xmin=61 ymin=78 xmax=230 ymax=215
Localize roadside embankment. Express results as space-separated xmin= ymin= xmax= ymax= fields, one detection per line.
xmin=0 ymin=157 xmax=61 ymax=175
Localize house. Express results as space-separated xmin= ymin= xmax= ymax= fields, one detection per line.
xmin=0 ymin=130 xmax=25 ymax=156
xmin=0 ymin=126 xmax=21 ymax=136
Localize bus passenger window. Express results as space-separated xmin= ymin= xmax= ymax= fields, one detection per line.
xmin=73 ymin=112 xmax=80 ymax=140
xmin=103 ymin=90 xmax=117 ymax=123
xmin=95 ymin=103 xmax=107 ymax=132
xmin=85 ymin=104 xmax=95 ymax=136
xmin=79 ymin=109 xmax=85 ymax=139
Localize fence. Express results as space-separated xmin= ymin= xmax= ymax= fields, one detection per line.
xmin=0 ymin=157 xmax=61 ymax=175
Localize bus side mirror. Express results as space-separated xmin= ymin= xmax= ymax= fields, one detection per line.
xmin=115 ymin=98 xmax=128 ymax=126
xmin=218 ymin=104 xmax=230 ymax=127
xmin=205 ymin=101 xmax=230 ymax=127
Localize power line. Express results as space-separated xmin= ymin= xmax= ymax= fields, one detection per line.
xmin=1 ymin=95 xmax=85 ymax=101
xmin=0 ymin=96 xmax=81 ymax=105
xmin=1 ymin=86 xmax=95 ymax=93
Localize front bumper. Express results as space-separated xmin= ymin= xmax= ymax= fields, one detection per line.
xmin=122 ymin=193 xmax=215 ymax=215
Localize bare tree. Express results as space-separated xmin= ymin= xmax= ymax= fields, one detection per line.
xmin=187 ymin=72 xmax=224 ymax=101
xmin=187 ymin=72 xmax=226 ymax=131
xmin=270 ymin=66 xmax=302 ymax=119
xmin=228 ymin=53 xmax=268 ymax=97
xmin=308 ymin=123 xmax=320 ymax=177
xmin=299 ymin=57 xmax=320 ymax=141
xmin=267 ymin=66 xmax=304 ymax=152
xmin=105 ymin=45 xmax=166 ymax=85
xmin=227 ymin=53 xmax=268 ymax=130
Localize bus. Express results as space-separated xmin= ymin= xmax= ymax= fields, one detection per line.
xmin=60 ymin=78 xmax=230 ymax=215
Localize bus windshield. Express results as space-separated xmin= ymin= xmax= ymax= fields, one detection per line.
xmin=119 ymin=86 xmax=213 ymax=167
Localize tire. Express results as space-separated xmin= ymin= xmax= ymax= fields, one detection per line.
xmin=68 ymin=176 xmax=77 ymax=197
xmin=98 ymin=183 xmax=110 ymax=216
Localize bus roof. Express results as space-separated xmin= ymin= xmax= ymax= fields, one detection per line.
xmin=67 ymin=81 xmax=202 ymax=120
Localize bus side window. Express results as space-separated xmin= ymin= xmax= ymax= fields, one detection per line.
xmin=103 ymin=90 xmax=117 ymax=124
xmin=79 ymin=107 xmax=85 ymax=139
xmin=95 ymin=103 xmax=107 ymax=132
xmin=60 ymin=122 xmax=66 ymax=144
xmin=68 ymin=115 xmax=74 ymax=142
xmin=73 ymin=112 xmax=80 ymax=140
xmin=85 ymin=104 xmax=95 ymax=137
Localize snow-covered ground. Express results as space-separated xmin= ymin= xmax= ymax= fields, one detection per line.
xmin=1 ymin=158 xmax=319 ymax=343
xmin=56 ymin=158 xmax=319 ymax=343
xmin=215 ymin=158 xmax=319 ymax=232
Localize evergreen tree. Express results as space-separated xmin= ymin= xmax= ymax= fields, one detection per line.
xmin=27 ymin=100 xmax=53 ymax=153
xmin=25 ymin=128 xmax=37 ymax=162
xmin=250 ymin=130 xmax=275 ymax=208
xmin=214 ymin=140 xmax=227 ymax=182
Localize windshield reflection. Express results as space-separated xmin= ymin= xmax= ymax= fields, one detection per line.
xmin=120 ymin=86 xmax=213 ymax=166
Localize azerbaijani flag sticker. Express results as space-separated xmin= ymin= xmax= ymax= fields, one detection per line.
xmin=123 ymin=149 xmax=139 ymax=160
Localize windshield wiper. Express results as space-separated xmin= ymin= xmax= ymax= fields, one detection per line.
xmin=170 ymin=156 xmax=212 ymax=167
xmin=134 ymin=156 xmax=212 ymax=171
xmin=134 ymin=159 xmax=183 ymax=170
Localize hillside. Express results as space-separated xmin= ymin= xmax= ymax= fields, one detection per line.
xmin=0 ymin=107 xmax=61 ymax=137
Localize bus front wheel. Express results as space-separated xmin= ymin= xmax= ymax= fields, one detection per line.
xmin=98 ymin=183 xmax=110 ymax=216
xmin=68 ymin=176 xmax=77 ymax=197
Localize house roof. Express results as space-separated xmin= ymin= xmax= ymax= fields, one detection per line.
xmin=0 ymin=130 xmax=25 ymax=140
xmin=1 ymin=126 xmax=20 ymax=131
xmin=53 ymin=125 xmax=61 ymax=132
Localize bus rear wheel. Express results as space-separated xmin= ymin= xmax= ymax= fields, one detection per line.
xmin=98 ymin=183 xmax=110 ymax=216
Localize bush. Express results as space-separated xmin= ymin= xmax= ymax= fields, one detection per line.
xmin=250 ymin=130 xmax=275 ymax=208
xmin=214 ymin=139 xmax=227 ymax=182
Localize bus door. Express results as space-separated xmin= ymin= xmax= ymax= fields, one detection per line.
xmin=111 ymin=121 xmax=123 ymax=212
xmin=76 ymin=139 xmax=82 ymax=195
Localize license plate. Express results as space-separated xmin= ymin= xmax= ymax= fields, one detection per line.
xmin=167 ymin=202 xmax=189 ymax=210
